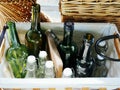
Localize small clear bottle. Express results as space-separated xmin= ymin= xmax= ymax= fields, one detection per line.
xmin=62 ymin=68 xmax=74 ymax=78
xmin=91 ymin=54 xmax=108 ymax=77
xmin=44 ymin=61 xmax=55 ymax=78
xmin=37 ymin=51 xmax=48 ymax=78
xmin=25 ymin=55 xmax=37 ymax=78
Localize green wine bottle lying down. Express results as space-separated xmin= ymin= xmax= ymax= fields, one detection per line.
xmin=6 ymin=21 xmax=29 ymax=78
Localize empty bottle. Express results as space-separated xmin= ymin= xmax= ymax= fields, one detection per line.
xmin=25 ymin=4 xmax=45 ymax=57
xmin=25 ymin=55 xmax=37 ymax=78
xmin=46 ymin=29 xmax=61 ymax=46
xmin=37 ymin=51 xmax=48 ymax=78
xmin=91 ymin=54 xmax=108 ymax=77
xmin=6 ymin=21 xmax=29 ymax=78
xmin=44 ymin=61 xmax=55 ymax=78
xmin=58 ymin=21 xmax=78 ymax=69
xmin=75 ymin=33 xmax=94 ymax=77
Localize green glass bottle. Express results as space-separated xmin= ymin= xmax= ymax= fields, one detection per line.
xmin=58 ymin=21 xmax=78 ymax=69
xmin=25 ymin=4 xmax=45 ymax=57
xmin=6 ymin=21 xmax=29 ymax=78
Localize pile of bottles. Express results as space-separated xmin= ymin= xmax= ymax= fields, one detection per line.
xmin=5 ymin=4 xmax=54 ymax=78
xmin=50 ymin=21 xmax=108 ymax=78
xmin=5 ymin=3 xmax=109 ymax=78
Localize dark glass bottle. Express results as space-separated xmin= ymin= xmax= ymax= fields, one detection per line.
xmin=25 ymin=4 xmax=45 ymax=57
xmin=91 ymin=54 xmax=108 ymax=77
xmin=58 ymin=21 xmax=78 ymax=69
xmin=75 ymin=33 xmax=94 ymax=77
xmin=97 ymin=40 xmax=108 ymax=54
xmin=46 ymin=30 xmax=61 ymax=46
xmin=6 ymin=21 xmax=29 ymax=78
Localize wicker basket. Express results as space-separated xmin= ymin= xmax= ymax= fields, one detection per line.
xmin=59 ymin=0 xmax=120 ymax=30
xmin=0 ymin=1 xmax=50 ymax=31
xmin=0 ymin=1 xmax=35 ymax=30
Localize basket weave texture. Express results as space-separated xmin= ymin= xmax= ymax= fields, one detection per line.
xmin=60 ymin=0 xmax=120 ymax=30
xmin=0 ymin=1 xmax=36 ymax=30
xmin=0 ymin=1 xmax=50 ymax=31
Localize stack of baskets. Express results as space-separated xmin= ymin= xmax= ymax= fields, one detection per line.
xmin=59 ymin=0 xmax=120 ymax=31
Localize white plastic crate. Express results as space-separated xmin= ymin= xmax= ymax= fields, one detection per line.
xmin=0 ymin=22 xmax=120 ymax=90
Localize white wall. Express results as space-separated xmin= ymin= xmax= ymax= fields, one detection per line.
xmin=37 ymin=0 xmax=61 ymax=22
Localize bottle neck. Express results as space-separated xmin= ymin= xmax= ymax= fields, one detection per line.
xmin=7 ymin=21 xmax=21 ymax=47
xmin=96 ymin=55 xmax=105 ymax=66
xmin=31 ymin=4 xmax=41 ymax=32
xmin=79 ymin=33 xmax=94 ymax=63
xmin=63 ymin=23 xmax=74 ymax=46
xmin=82 ymin=41 xmax=90 ymax=61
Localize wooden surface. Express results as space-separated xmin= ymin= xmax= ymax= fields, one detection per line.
xmin=46 ymin=30 xmax=63 ymax=78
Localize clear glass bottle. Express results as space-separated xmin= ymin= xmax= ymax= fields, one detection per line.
xmin=91 ymin=54 xmax=108 ymax=77
xmin=37 ymin=51 xmax=48 ymax=78
xmin=6 ymin=21 xmax=29 ymax=78
xmin=75 ymin=33 xmax=94 ymax=77
xmin=25 ymin=4 xmax=45 ymax=57
xmin=25 ymin=55 xmax=37 ymax=78
xmin=97 ymin=41 xmax=108 ymax=54
xmin=58 ymin=21 xmax=78 ymax=69
xmin=44 ymin=61 xmax=55 ymax=78
xmin=62 ymin=68 xmax=74 ymax=78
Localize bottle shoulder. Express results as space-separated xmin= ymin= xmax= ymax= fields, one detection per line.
xmin=58 ymin=42 xmax=78 ymax=53
xmin=25 ymin=30 xmax=43 ymax=41
xmin=59 ymin=41 xmax=78 ymax=48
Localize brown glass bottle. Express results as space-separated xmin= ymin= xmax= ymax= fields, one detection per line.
xmin=25 ymin=4 xmax=45 ymax=57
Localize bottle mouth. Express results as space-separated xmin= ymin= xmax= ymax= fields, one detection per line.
xmin=39 ymin=51 xmax=47 ymax=58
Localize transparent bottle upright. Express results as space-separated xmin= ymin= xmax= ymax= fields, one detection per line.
xmin=37 ymin=51 xmax=48 ymax=78
xmin=44 ymin=61 xmax=55 ymax=78
xmin=91 ymin=54 xmax=108 ymax=77
xmin=25 ymin=55 xmax=37 ymax=78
